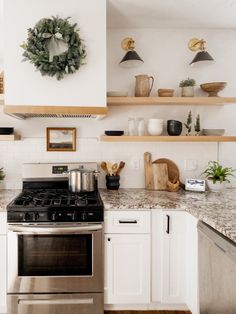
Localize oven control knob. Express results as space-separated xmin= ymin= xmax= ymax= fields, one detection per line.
xmin=67 ymin=212 xmax=76 ymax=221
xmin=24 ymin=213 xmax=31 ymax=221
xmin=34 ymin=213 xmax=40 ymax=221
xmin=81 ymin=212 xmax=87 ymax=221
xmin=51 ymin=212 xmax=58 ymax=221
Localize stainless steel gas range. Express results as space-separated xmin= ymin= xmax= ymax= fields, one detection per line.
xmin=7 ymin=163 xmax=104 ymax=314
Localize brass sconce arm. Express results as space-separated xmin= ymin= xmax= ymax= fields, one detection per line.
xmin=188 ymin=38 xmax=206 ymax=51
xmin=121 ymin=37 xmax=136 ymax=51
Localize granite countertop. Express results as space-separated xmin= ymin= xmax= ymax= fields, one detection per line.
xmin=100 ymin=188 xmax=236 ymax=243
xmin=0 ymin=189 xmax=20 ymax=212
xmin=1 ymin=188 xmax=235 ymax=244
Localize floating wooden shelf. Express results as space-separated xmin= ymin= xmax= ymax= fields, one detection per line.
xmin=0 ymin=134 xmax=21 ymax=141
xmin=107 ymin=96 xmax=236 ymax=106
xmin=101 ymin=135 xmax=236 ymax=142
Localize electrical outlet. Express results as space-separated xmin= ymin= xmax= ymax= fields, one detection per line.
xmin=184 ymin=159 xmax=198 ymax=171
xmin=131 ymin=158 xmax=140 ymax=170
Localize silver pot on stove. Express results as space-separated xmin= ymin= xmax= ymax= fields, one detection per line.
xmin=66 ymin=168 xmax=99 ymax=192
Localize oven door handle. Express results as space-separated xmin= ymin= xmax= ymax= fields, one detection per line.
xmin=18 ymin=298 xmax=94 ymax=305
xmin=8 ymin=224 xmax=102 ymax=234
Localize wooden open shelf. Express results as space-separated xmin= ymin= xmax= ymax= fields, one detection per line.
xmin=107 ymin=96 xmax=236 ymax=106
xmin=101 ymin=135 xmax=236 ymax=142
xmin=0 ymin=134 xmax=21 ymax=141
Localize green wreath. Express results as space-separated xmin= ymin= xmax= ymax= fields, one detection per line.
xmin=21 ymin=16 xmax=86 ymax=80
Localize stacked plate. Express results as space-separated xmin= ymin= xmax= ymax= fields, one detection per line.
xmin=202 ymin=129 xmax=225 ymax=136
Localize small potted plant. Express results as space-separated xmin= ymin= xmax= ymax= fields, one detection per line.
xmin=194 ymin=114 xmax=201 ymax=136
xmin=201 ymin=161 xmax=235 ymax=192
xmin=179 ymin=78 xmax=196 ymax=97
xmin=0 ymin=167 xmax=5 ymax=188
xmin=184 ymin=110 xmax=192 ymax=136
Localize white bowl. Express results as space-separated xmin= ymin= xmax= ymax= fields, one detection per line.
xmin=147 ymin=119 xmax=163 ymax=135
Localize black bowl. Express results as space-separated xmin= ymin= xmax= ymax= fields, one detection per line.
xmin=167 ymin=120 xmax=182 ymax=136
xmin=105 ymin=130 xmax=124 ymax=136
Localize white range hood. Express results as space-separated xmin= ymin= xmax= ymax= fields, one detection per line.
xmin=4 ymin=0 xmax=107 ymax=119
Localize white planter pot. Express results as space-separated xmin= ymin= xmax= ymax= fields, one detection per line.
xmin=207 ymin=179 xmax=226 ymax=192
xmin=181 ymin=86 xmax=194 ymax=97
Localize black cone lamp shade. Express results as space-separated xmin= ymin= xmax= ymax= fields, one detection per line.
xmin=190 ymin=50 xmax=214 ymax=66
xmin=120 ymin=50 xmax=144 ymax=68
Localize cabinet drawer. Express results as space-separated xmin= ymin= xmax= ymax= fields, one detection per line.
xmin=104 ymin=211 xmax=150 ymax=234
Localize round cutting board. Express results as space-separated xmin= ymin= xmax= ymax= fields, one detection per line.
xmin=153 ymin=158 xmax=180 ymax=182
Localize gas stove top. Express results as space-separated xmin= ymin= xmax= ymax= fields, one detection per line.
xmin=8 ymin=189 xmax=101 ymax=209
xmin=7 ymin=163 xmax=104 ymax=223
xmin=7 ymin=189 xmax=103 ymax=223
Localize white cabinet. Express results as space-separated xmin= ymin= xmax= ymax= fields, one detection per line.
xmin=152 ymin=210 xmax=186 ymax=304
xmin=104 ymin=211 xmax=150 ymax=305
xmin=0 ymin=212 xmax=7 ymax=313
xmin=185 ymin=213 xmax=199 ymax=314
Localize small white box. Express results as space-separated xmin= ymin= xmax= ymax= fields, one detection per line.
xmin=185 ymin=179 xmax=206 ymax=192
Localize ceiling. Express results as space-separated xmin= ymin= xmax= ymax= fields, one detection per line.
xmin=107 ymin=0 xmax=236 ymax=29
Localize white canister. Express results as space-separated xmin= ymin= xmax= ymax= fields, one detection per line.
xmin=147 ymin=119 xmax=163 ymax=135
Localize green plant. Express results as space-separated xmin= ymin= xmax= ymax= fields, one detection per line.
xmin=0 ymin=168 xmax=5 ymax=181
xmin=184 ymin=110 xmax=192 ymax=135
xmin=179 ymin=78 xmax=196 ymax=87
xmin=201 ymin=161 xmax=235 ymax=184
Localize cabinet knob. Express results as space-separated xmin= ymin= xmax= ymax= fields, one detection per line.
xmin=107 ymin=237 xmax=111 ymax=241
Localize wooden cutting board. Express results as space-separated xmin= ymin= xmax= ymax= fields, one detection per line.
xmin=152 ymin=163 xmax=168 ymax=190
xmin=144 ymin=152 xmax=153 ymax=189
xmin=144 ymin=153 xmax=169 ymax=190
xmin=153 ymin=158 xmax=180 ymax=182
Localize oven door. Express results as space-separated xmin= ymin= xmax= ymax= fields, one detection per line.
xmin=7 ymin=223 xmax=103 ymax=294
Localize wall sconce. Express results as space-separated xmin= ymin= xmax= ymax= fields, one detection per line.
xmin=188 ymin=38 xmax=214 ymax=66
xmin=119 ymin=37 xmax=144 ymax=67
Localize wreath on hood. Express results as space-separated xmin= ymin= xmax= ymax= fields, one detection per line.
xmin=21 ymin=16 xmax=86 ymax=80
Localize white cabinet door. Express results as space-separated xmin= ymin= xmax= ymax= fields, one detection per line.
xmin=162 ymin=211 xmax=186 ymax=303
xmin=0 ymin=235 xmax=7 ymax=313
xmin=152 ymin=210 xmax=186 ymax=304
xmin=0 ymin=212 xmax=7 ymax=313
xmin=105 ymin=234 xmax=150 ymax=304
xmin=185 ymin=213 xmax=199 ymax=314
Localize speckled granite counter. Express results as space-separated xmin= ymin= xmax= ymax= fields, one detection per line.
xmin=0 ymin=188 xmax=235 ymax=243
xmin=100 ymin=188 xmax=236 ymax=243
xmin=0 ymin=190 xmax=20 ymax=212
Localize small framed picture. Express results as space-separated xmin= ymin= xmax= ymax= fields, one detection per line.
xmin=46 ymin=128 xmax=76 ymax=152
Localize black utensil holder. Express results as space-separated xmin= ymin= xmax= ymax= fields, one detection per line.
xmin=106 ymin=175 xmax=120 ymax=190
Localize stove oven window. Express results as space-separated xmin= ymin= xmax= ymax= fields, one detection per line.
xmin=18 ymin=234 xmax=92 ymax=276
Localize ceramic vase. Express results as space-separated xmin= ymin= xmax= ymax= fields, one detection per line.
xmin=147 ymin=119 xmax=163 ymax=135
xmin=106 ymin=175 xmax=120 ymax=190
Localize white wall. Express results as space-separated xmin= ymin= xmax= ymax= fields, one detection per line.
xmin=1 ymin=16 xmax=236 ymax=189
xmin=4 ymin=0 xmax=106 ymax=107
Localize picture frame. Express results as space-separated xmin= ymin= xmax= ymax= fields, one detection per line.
xmin=46 ymin=127 xmax=76 ymax=152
